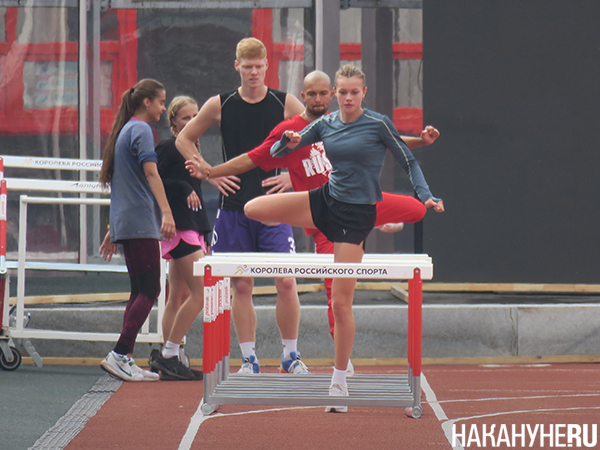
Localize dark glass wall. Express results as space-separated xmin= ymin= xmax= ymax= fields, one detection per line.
xmin=422 ymin=1 xmax=600 ymax=282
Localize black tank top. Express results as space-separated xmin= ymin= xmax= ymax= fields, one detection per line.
xmin=219 ymin=88 xmax=286 ymax=211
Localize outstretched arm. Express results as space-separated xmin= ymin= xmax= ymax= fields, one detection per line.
xmin=210 ymin=153 xmax=257 ymax=178
xmin=401 ymin=126 xmax=440 ymax=149
xmin=380 ymin=118 xmax=443 ymax=211
xmin=186 ymin=116 xmax=299 ymax=179
xmin=424 ymin=198 xmax=444 ymax=213
xmin=271 ymin=121 xmax=322 ymax=158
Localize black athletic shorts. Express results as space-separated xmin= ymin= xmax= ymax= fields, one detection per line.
xmin=309 ymin=183 xmax=376 ymax=245
xmin=169 ymin=239 xmax=202 ymax=260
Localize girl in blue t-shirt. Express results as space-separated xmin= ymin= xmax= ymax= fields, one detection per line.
xmin=244 ymin=65 xmax=444 ymax=411
xmin=98 ymin=78 xmax=175 ymax=382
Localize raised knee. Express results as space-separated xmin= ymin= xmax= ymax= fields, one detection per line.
xmin=244 ymin=200 xmax=258 ymax=220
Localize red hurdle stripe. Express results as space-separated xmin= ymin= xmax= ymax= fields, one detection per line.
xmin=408 ymin=268 xmax=423 ymax=377
xmin=203 ymin=266 xmax=217 ymax=374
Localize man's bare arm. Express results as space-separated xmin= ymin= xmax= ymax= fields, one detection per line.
xmin=176 ymin=95 xmax=221 ymax=161
xmin=210 ymin=153 xmax=257 ymax=178
xmin=284 ymin=94 xmax=305 ymax=119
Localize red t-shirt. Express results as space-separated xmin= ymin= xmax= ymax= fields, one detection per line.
xmin=247 ymin=115 xmax=331 ymax=192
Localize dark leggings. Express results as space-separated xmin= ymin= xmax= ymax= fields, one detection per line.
xmin=113 ymin=239 xmax=161 ymax=355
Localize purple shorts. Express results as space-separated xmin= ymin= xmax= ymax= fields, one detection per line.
xmin=211 ymin=209 xmax=296 ymax=253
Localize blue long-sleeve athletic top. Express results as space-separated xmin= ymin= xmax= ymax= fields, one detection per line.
xmin=271 ymin=108 xmax=438 ymax=205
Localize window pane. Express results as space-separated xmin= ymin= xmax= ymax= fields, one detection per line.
xmin=0 ymin=8 xmax=6 ymax=42
xmin=23 ymin=61 xmax=78 ymax=110
xmin=392 ymin=9 xmax=423 ymax=109
xmin=100 ymin=60 xmax=113 ymax=109
xmin=17 ymin=8 xmax=70 ymax=44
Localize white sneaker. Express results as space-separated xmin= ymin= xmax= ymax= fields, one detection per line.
xmin=325 ymin=382 xmax=349 ymax=413
xmin=100 ymin=351 xmax=143 ymax=382
xmin=346 ymin=360 xmax=355 ymax=377
xmin=237 ymin=355 xmax=260 ymax=374
xmin=280 ymin=351 xmax=310 ymax=374
xmin=128 ymin=357 xmax=159 ymax=381
xmin=376 ymin=222 xmax=404 ymax=233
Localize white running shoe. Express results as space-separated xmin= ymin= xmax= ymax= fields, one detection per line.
xmin=280 ymin=351 xmax=310 ymax=374
xmin=237 ymin=355 xmax=260 ymax=374
xmin=346 ymin=360 xmax=355 ymax=377
xmin=128 ymin=357 xmax=159 ymax=381
xmin=100 ymin=351 xmax=143 ymax=382
xmin=325 ymin=382 xmax=349 ymax=413
xmin=376 ymin=222 xmax=404 ymax=233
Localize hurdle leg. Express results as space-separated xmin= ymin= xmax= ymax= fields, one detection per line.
xmin=0 ymin=271 xmax=8 ymax=331
xmin=16 ymin=197 xmax=28 ymax=334
xmin=201 ymin=266 xmax=218 ymax=415
xmin=221 ymin=277 xmax=231 ymax=381
xmin=0 ymin=179 xmax=6 ymax=332
xmin=215 ymin=277 xmax=226 ymax=384
xmin=21 ymin=338 xmax=43 ymax=367
xmin=405 ymin=268 xmax=423 ymax=418
xmin=407 ymin=272 xmax=413 ymax=390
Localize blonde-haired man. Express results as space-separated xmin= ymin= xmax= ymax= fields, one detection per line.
xmin=177 ymin=37 xmax=306 ymax=374
xmin=235 ymin=36 xmax=266 ymax=60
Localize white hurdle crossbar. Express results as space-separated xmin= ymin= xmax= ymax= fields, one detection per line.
xmin=195 ymin=252 xmax=432 ymax=418
xmin=0 ymin=155 xmax=167 ymax=363
xmin=8 ymin=194 xmax=167 ymax=346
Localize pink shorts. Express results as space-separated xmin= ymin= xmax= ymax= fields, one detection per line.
xmin=161 ymin=230 xmax=207 ymax=260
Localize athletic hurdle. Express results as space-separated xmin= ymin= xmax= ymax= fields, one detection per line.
xmin=0 ymin=156 xmax=167 ymax=370
xmin=195 ymin=252 xmax=432 ymax=418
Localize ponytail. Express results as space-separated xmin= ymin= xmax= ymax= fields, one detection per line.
xmin=100 ymin=79 xmax=165 ymax=187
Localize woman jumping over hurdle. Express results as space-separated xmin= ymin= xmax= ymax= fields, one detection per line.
xmin=243 ymin=65 xmax=445 ymax=412
xmin=98 ymin=79 xmax=175 ymax=382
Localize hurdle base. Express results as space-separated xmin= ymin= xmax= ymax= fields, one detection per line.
xmin=203 ymin=373 xmax=421 ymax=411
xmin=199 ymin=253 xmax=428 ymax=417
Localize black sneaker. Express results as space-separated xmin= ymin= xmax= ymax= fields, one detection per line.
xmin=160 ymin=367 xmax=203 ymax=381
xmin=189 ymin=368 xmax=203 ymax=380
xmin=148 ymin=349 xmax=161 ymax=373
xmin=151 ymin=353 xmax=196 ymax=380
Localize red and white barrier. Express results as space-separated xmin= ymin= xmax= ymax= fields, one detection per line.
xmin=197 ymin=252 xmax=431 ymax=417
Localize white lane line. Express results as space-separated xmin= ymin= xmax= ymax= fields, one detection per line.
xmin=438 ymin=392 xmax=600 ymax=404
xmin=178 ymin=398 xmax=208 ymax=450
xmin=422 ymin=373 xmax=464 ymax=450
xmin=423 ymin=370 xmax=600 ymax=450
xmin=177 ymin=399 xmax=319 ymax=450
xmin=422 ymin=373 xmax=447 ymax=420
